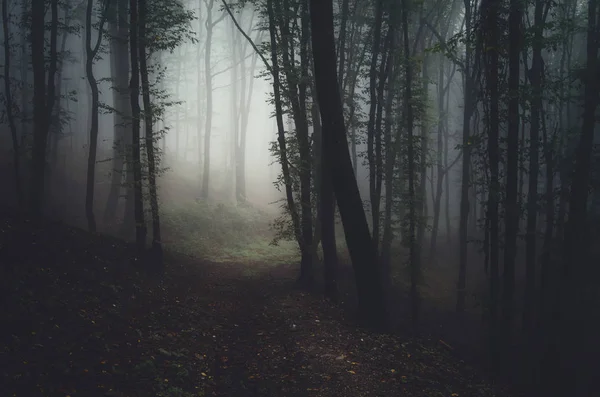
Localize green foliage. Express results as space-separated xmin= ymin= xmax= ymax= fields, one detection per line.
xmin=147 ymin=0 xmax=197 ymax=53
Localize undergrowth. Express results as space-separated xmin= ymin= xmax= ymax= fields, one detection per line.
xmin=161 ymin=201 xmax=298 ymax=263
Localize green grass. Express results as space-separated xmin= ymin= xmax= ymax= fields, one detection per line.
xmin=161 ymin=201 xmax=299 ymax=264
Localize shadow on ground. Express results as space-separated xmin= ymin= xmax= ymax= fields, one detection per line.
xmin=0 ymin=211 xmax=520 ymax=396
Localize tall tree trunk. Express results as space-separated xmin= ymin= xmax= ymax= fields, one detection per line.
xmin=201 ymin=0 xmax=217 ymax=199
xmin=139 ymin=0 xmax=163 ymax=270
xmin=236 ymin=24 xmax=260 ymax=204
xmin=196 ymin=2 xmax=203 ymax=177
xmin=380 ymin=49 xmax=397 ymax=296
xmin=559 ymin=1 xmax=600 ymax=394
xmin=456 ymin=0 xmax=474 ymax=314
xmin=401 ymin=0 xmax=419 ymax=324
xmin=524 ymin=0 xmax=545 ymax=333
xmin=129 ymin=0 xmax=146 ymax=249
xmin=30 ymin=0 xmax=58 ymax=219
xmin=2 ymin=0 xmax=24 ymax=206
xmin=482 ymin=0 xmax=502 ymax=360
xmin=503 ymin=0 xmax=522 ymax=340
xmin=104 ymin=0 xmax=131 ymax=226
xmin=430 ymin=55 xmax=445 ymax=255
xmin=367 ymin=0 xmax=384 ymax=253
xmin=229 ymin=19 xmax=239 ymax=200
xmin=267 ymin=0 xmax=303 ymax=256
xmin=84 ymin=0 xmax=110 ymax=232
xmin=416 ymin=52 xmax=429 ymax=255
xmin=310 ymin=0 xmax=386 ymax=330
xmin=275 ymin=0 xmax=314 ymax=286
xmin=316 ymin=99 xmax=338 ymax=300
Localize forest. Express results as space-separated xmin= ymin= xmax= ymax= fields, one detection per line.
xmin=0 ymin=0 xmax=599 ymax=395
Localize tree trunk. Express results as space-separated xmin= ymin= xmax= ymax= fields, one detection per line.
xmin=2 ymin=0 xmax=24 ymax=206
xmin=482 ymin=0 xmax=503 ymax=359
xmin=275 ymin=0 xmax=314 ymax=286
xmin=84 ymin=0 xmax=110 ymax=232
xmin=310 ymin=0 xmax=386 ymax=330
xmin=267 ymin=0 xmax=303 ymax=255
xmin=367 ymin=0 xmax=384 ymax=253
xmin=139 ymin=0 xmax=163 ymax=271
xmin=105 ymin=0 xmax=132 ymax=229
xmin=316 ymin=99 xmax=338 ymax=300
xmin=30 ymin=0 xmax=58 ymax=219
xmin=523 ymin=0 xmax=545 ymax=333
xmin=129 ymin=0 xmax=146 ymax=250
xmin=201 ymin=0 xmax=217 ymax=199
xmin=456 ymin=0 xmax=475 ymax=314
xmin=401 ymin=0 xmax=419 ymax=324
xmin=502 ymin=0 xmax=522 ymax=340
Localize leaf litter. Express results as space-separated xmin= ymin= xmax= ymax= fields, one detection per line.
xmin=0 ymin=212 xmax=520 ymax=396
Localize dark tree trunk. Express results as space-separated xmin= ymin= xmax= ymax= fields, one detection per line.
xmin=267 ymin=0 xmax=303 ymax=254
xmin=30 ymin=0 xmax=58 ymax=219
xmin=275 ymin=0 xmax=314 ymax=287
xmin=401 ymin=0 xmax=419 ymax=325
xmin=523 ymin=0 xmax=545 ymax=333
xmin=105 ymin=0 xmax=133 ymax=228
xmin=502 ymin=0 xmax=522 ymax=340
xmin=310 ymin=0 xmax=386 ymax=330
xmin=558 ymin=1 xmax=600 ymax=394
xmin=456 ymin=0 xmax=475 ymax=314
xmin=202 ymin=0 xmax=223 ymax=199
xmin=367 ymin=0 xmax=384 ymax=254
xmin=481 ymin=0 xmax=503 ymax=359
xmin=84 ymin=0 xmax=110 ymax=233
xmin=129 ymin=0 xmax=146 ymax=250
xmin=316 ymin=99 xmax=338 ymax=300
xmin=2 ymin=0 xmax=24 ymax=206
xmin=139 ymin=0 xmax=163 ymax=271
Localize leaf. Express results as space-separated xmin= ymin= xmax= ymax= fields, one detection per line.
xmin=347 ymin=370 xmax=356 ymax=374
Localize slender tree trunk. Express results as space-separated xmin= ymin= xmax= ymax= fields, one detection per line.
xmin=2 ymin=0 xmax=24 ymax=206
xmin=503 ymin=0 xmax=522 ymax=340
xmin=267 ymin=0 xmax=303 ymax=254
xmin=30 ymin=0 xmax=58 ymax=219
xmin=201 ymin=0 xmax=217 ymax=199
xmin=401 ymin=0 xmax=419 ymax=324
xmin=559 ymin=1 xmax=600 ymax=394
xmin=129 ymin=0 xmax=146 ymax=249
xmin=275 ymin=0 xmax=314 ymax=286
xmin=139 ymin=0 xmax=163 ymax=270
xmin=105 ymin=0 xmax=131 ymax=227
xmin=482 ymin=0 xmax=502 ymax=360
xmin=84 ymin=0 xmax=110 ymax=232
xmin=380 ymin=50 xmax=397 ymax=296
xmin=367 ymin=0 xmax=384 ymax=253
xmin=456 ymin=0 xmax=474 ymax=314
xmin=524 ymin=0 xmax=545 ymax=332
xmin=430 ymin=57 xmax=445 ymax=255
xmin=417 ymin=53 xmax=429 ymax=254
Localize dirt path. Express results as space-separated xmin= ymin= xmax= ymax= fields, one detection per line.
xmin=0 ymin=213 xmax=519 ymax=396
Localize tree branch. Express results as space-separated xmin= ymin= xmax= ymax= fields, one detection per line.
xmin=221 ymin=0 xmax=273 ymax=75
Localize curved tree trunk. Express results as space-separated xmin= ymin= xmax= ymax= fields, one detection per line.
xmin=84 ymin=0 xmax=110 ymax=232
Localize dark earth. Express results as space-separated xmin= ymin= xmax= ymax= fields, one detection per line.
xmin=1 ymin=210 xmax=521 ymax=396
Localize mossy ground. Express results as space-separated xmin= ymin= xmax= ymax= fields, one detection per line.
xmin=161 ymin=201 xmax=299 ymax=265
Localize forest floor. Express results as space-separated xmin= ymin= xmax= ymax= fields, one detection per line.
xmin=0 ymin=210 xmax=521 ymax=397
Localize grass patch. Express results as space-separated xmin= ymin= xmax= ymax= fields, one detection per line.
xmin=161 ymin=201 xmax=299 ymax=264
